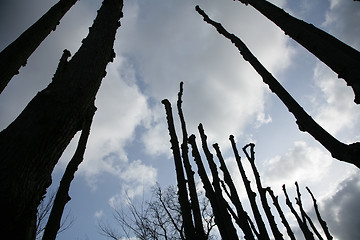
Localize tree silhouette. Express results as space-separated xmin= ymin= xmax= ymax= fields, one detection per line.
xmin=0 ymin=0 xmax=124 ymax=239
xmin=195 ymin=5 xmax=360 ymax=169
xmin=0 ymin=0 xmax=79 ymax=94
xmin=161 ymin=82 xmax=332 ymax=240
xmin=234 ymin=0 xmax=360 ymax=104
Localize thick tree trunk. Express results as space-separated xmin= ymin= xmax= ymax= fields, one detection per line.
xmin=0 ymin=0 xmax=78 ymax=94
xmin=236 ymin=0 xmax=360 ymax=104
xmin=0 ymin=0 xmax=123 ymax=239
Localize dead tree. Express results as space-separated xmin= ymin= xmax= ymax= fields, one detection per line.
xmin=283 ymin=184 xmax=315 ymax=240
xmin=0 ymin=0 xmax=124 ymax=239
xmin=188 ymin=134 xmax=239 ymax=240
xmin=230 ymin=136 xmax=271 ymax=240
xmin=306 ymin=187 xmax=333 ymax=240
xmin=42 ymin=106 xmax=95 ymax=240
xmin=267 ymin=188 xmax=296 ymax=240
xmin=235 ymin=0 xmax=360 ymax=104
xmin=243 ymin=143 xmax=284 ymax=240
xmin=177 ymin=82 xmax=207 ymax=240
xmin=0 ymin=0 xmax=79 ymax=94
xmin=195 ymin=5 xmax=360 ymax=168
xmin=213 ymin=143 xmax=255 ymax=240
xmin=162 ymin=99 xmax=196 ymax=240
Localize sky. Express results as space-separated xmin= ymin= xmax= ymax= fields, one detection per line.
xmin=0 ymin=0 xmax=359 ymax=239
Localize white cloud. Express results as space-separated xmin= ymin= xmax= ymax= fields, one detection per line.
xmin=94 ymin=210 xmax=104 ymax=219
xmin=263 ymin=141 xmax=333 ymax=188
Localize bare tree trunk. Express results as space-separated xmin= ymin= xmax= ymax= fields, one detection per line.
xmin=283 ymin=185 xmax=315 ymax=240
xmin=42 ymin=105 xmax=95 ymax=240
xmin=236 ymin=0 xmax=360 ymax=104
xmin=0 ymin=0 xmax=78 ymax=94
xmin=0 ymin=1 xmax=123 ymax=239
xmin=198 ymin=124 xmax=239 ymax=239
xmin=176 ymin=82 xmax=206 ymax=240
xmin=229 ymin=136 xmax=270 ymax=240
xmin=188 ymin=134 xmax=238 ymax=240
xmin=213 ymin=143 xmax=255 ymax=240
xmin=306 ymin=187 xmax=333 ymax=240
xmin=162 ymin=99 xmax=196 ymax=240
xmin=243 ymin=143 xmax=284 ymax=240
xmin=267 ymin=187 xmax=296 ymax=240
xmin=195 ymin=5 xmax=360 ymax=168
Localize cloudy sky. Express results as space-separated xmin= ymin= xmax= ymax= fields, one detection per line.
xmin=0 ymin=0 xmax=359 ymax=239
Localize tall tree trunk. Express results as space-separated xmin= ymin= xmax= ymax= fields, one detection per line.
xmin=282 ymin=185 xmax=315 ymax=240
xmin=243 ymin=143 xmax=284 ymax=240
xmin=176 ymin=82 xmax=206 ymax=240
xmin=42 ymin=105 xmax=95 ymax=240
xmin=0 ymin=0 xmax=124 ymax=239
xmin=198 ymin=124 xmax=239 ymax=239
xmin=213 ymin=143 xmax=255 ymax=240
xmin=0 ymin=0 xmax=78 ymax=94
xmin=306 ymin=187 xmax=333 ymax=240
xmin=195 ymin=5 xmax=360 ymax=168
xmin=267 ymin=188 xmax=296 ymax=240
xmin=229 ymin=135 xmax=271 ymax=240
xmin=162 ymin=99 xmax=196 ymax=240
xmin=188 ymin=134 xmax=238 ymax=240
xmin=236 ymin=0 xmax=360 ymax=104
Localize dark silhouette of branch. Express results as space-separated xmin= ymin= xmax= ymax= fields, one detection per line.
xmin=161 ymin=99 xmax=196 ymax=240
xmin=188 ymin=134 xmax=238 ymax=239
xmin=243 ymin=143 xmax=284 ymax=240
xmin=282 ymin=184 xmax=315 ymax=240
xmin=295 ymin=182 xmax=323 ymax=240
xmin=266 ymin=187 xmax=296 ymax=240
xmin=198 ymin=124 xmax=239 ymax=239
xmin=0 ymin=0 xmax=79 ymax=94
xmin=42 ymin=105 xmax=96 ymax=240
xmin=214 ymin=143 xmax=255 ymax=240
xmin=306 ymin=187 xmax=333 ymax=240
xmin=236 ymin=0 xmax=360 ymax=104
xmin=0 ymin=1 xmax=124 ymax=238
xmin=195 ymin=5 xmax=360 ymax=168
xmin=176 ymin=82 xmax=206 ymax=240
xmin=229 ymin=135 xmax=270 ymax=240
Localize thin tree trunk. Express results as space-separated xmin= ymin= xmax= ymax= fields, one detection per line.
xmin=0 ymin=0 xmax=78 ymax=94
xmin=188 ymin=134 xmax=238 ymax=240
xmin=236 ymin=0 xmax=360 ymax=104
xmin=267 ymin=187 xmax=296 ymax=240
xmin=195 ymin=5 xmax=360 ymax=168
xmin=213 ymin=143 xmax=255 ymax=240
xmin=162 ymin=99 xmax=196 ymax=240
xmin=176 ymin=82 xmax=206 ymax=240
xmin=229 ymin=135 xmax=270 ymax=240
xmin=198 ymin=124 xmax=239 ymax=239
xmin=306 ymin=187 xmax=333 ymax=240
xmin=0 ymin=1 xmax=123 ymax=239
xmin=42 ymin=105 xmax=95 ymax=240
xmin=243 ymin=143 xmax=284 ymax=240
xmin=282 ymin=184 xmax=315 ymax=240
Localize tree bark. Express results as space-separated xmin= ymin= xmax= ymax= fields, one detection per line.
xmin=236 ymin=0 xmax=360 ymax=104
xmin=195 ymin=5 xmax=360 ymax=168
xmin=0 ymin=0 xmax=79 ymax=94
xmin=0 ymin=0 xmax=123 ymax=239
